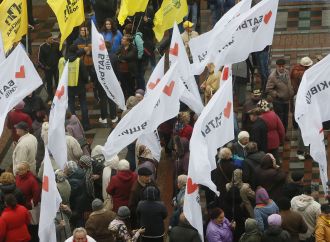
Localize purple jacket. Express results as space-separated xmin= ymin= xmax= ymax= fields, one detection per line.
xmin=206 ymin=218 xmax=233 ymax=242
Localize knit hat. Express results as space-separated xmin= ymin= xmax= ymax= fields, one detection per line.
xmin=238 ymin=131 xmax=249 ymax=140
xmin=79 ymin=155 xmax=92 ymax=168
xmin=14 ymin=101 xmax=25 ymax=110
xmin=245 ymin=218 xmax=259 ymax=233
xmin=276 ymin=59 xmax=285 ymax=65
xmin=138 ymin=167 xmax=152 ymax=176
xmin=117 ymin=159 xmax=130 ymax=171
xmin=257 ymin=99 xmax=270 ymax=112
xmin=300 ymin=56 xmax=313 ymax=67
xmin=256 ymin=187 xmax=270 ymax=204
xmin=291 ymin=171 xmax=304 ymax=182
xmin=268 ymin=214 xmax=282 ymax=226
xmin=55 ymin=169 xmax=66 ymax=183
xmin=92 ymin=198 xmax=104 ymax=211
xmin=117 ymin=206 xmax=130 ymax=219
xmin=66 ymin=161 xmax=78 ymax=175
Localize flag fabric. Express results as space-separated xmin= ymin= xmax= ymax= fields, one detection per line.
xmin=295 ymin=54 xmax=330 ymax=194
xmin=189 ymin=0 xmax=252 ymax=75
xmin=0 ymin=32 xmax=5 ymax=62
xmin=0 ymin=44 xmax=42 ymax=136
xmin=117 ymin=0 xmax=149 ymax=25
xmin=103 ymin=63 xmax=184 ymax=160
xmin=48 ymin=62 xmax=69 ymax=170
xmin=145 ymin=56 xmax=165 ymax=95
xmin=91 ymin=22 xmax=126 ymax=111
xmin=169 ymin=23 xmax=203 ymax=115
xmin=153 ymin=0 xmax=188 ymax=41
xmin=137 ymin=130 xmax=162 ymax=161
xmin=184 ymin=66 xmax=234 ymax=241
xmin=47 ymin=0 xmax=85 ymax=49
xmin=38 ymin=148 xmax=62 ymax=242
xmin=0 ymin=0 xmax=28 ymax=52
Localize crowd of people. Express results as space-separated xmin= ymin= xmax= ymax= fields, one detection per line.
xmin=0 ymin=0 xmax=329 ymax=242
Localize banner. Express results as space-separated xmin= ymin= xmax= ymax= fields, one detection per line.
xmin=153 ymin=0 xmax=188 ymax=41
xmin=103 ymin=63 xmax=184 ymax=160
xmin=0 ymin=44 xmax=42 ymax=137
xmin=169 ymin=23 xmax=203 ymax=115
xmin=48 ymin=62 xmax=68 ymax=169
xmin=137 ymin=130 xmax=162 ymax=161
xmin=117 ymin=0 xmax=149 ymax=25
xmin=295 ymin=54 xmax=330 ymax=194
xmin=145 ymin=56 xmax=165 ymax=95
xmin=0 ymin=33 xmax=5 ymax=62
xmin=189 ymin=0 xmax=252 ymax=75
xmin=0 ymin=0 xmax=28 ymax=52
xmin=38 ymin=148 xmax=62 ymax=242
xmin=47 ymin=0 xmax=85 ymax=49
xmin=91 ymin=22 xmax=126 ymax=111
xmin=184 ymin=66 xmax=234 ymax=241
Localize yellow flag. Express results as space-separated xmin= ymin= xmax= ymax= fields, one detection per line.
xmin=47 ymin=0 xmax=85 ymax=50
xmin=0 ymin=0 xmax=27 ymax=53
xmin=153 ymin=0 xmax=188 ymax=42
xmin=118 ymin=0 xmax=149 ymax=26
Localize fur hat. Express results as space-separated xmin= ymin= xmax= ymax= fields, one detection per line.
xmin=300 ymin=56 xmax=313 ymax=67
xmin=117 ymin=159 xmax=130 ymax=171
xmin=238 ymin=131 xmax=249 ymax=140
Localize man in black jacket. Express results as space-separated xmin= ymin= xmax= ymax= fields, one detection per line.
xmin=248 ymin=107 xmax=268 ymax=153
xmin=38 ymin=33 xmax=62 ymax=101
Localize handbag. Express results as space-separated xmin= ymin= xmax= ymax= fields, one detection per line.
xmin=29 ymin=202 xmax=40 ymax=225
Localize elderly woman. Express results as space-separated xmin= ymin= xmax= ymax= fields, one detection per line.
xmin=232 ymin=131 xmax=250 ymax=168
xmin=206 ymin=207 xmax=236 ymax=242
xmin=170 ymin=175 xmax=188 ymax=229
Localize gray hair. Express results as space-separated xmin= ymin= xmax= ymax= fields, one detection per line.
xmin=218 ymin=147 xmax=232 ymax=160
xmin=73 ymin=227 xmax=87 ymax=237
xmin=177 ymin=174 xmax=188 ymax=188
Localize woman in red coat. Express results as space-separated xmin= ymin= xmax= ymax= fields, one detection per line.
xmin=1 ymin=194 xmax=31 ymax=242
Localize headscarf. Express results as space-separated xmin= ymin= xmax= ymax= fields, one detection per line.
xmin=255 ymin=187 xmax=270 ymax=205
xmin=240 ymin=218 xmax=260 ymax=240
xmin=79 ymin=155 xmax=95 ymax=199
xmin=226 ymin=169 xmax=243 ymax=191
xmin=66 ymin=160 xmax=78 ymax=176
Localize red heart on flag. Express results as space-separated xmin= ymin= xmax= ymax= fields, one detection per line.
xmin=222 ymin=67 xmax=229 ymax=81
xmin=169 ymin=43 xmax=179 ymax=56
xmin=55 ymin=85 xmax=65 ymax=99
xmin=224 ymin=101 xmax=232 ymax=118
xmin=99 ymin=39 xmax=106 ymax=51
xmin=15 ymin=65 xmax=25 ymax=78
xmin=148 ymin=78 xmax=161 ymax=90
xmin=42 ymin=175 xmax=49 ymax=192
xmin=187 ymin=177 xmax=198 ymax=194
xmin=264 ymin=10 xmax=272 ymax=24
xmin=319 ymin=128 xmax=324 ymax=134
xmin=163 ymin=81 xmax=175 ymax=96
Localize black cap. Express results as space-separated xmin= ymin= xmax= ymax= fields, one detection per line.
xmin=291 ymin=171 xmax=304 ymax=182
xmin=138 ymin=167 xmax=152 ymax=176
xmin=276 ymin=59 xmax=286 ymax=65
xmin=14 ymin=121 xmax=29 ymax=131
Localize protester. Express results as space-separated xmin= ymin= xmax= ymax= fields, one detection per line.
xmin=315 ymin=204 xmax=330 ymax=242
xmin=23 ymin=92 xmax=47 ymax=121
xmin=55 ymin=203 xmax=72 ymax=242
xmin=169 ymin=212 xmax=202 ymax=242
xmin=247 ymin=108 xmax=268 ymax=153
xmin=200 ymin=63 xmax=221 ymax=104
xmin=239 ymin=218 xmax=262 ymax=242
xmin=181 ymin=21 xmax=199 ymax=62
xmin=85 ymin=198 xmax=116 ymax=242
xmin=170 ymin=175 xmax=187 ymax=229
xmin=232 ymin=131 xmax=250 ymax=168
xmin=136 ymin=144 xmax=157 ymax=180
xmin=173 ymin=136 xmax=190 ymax=176
xmin=107 ymin=159 xmax=137 ymax=212
xmin=262 ymin=214 xmax=291 ymax=242
xmin=101 ymin=18 xmax=123 ymax=54
xmin=64 ymin=227 xmax=96 ymax=242
xmin=282 ymin=171 xmax=304 ymax=200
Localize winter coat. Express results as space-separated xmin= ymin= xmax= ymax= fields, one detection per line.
xmin=254 ymin=200 xmax=279 ymax=231
xmin=102 ymin=157 xmax=118 ymax=201
xmin=38 ymin=41 xmax=62 ymax=69
xmin=239 ymin=232 xmax=262 ymax=242
xmin=117 ymin=44 xmax=138 ymax=76
xmin=255 ymin=166 xmax=287 ymax=199
xmin=55 ymin=208 xmax=72 ymax=242
xmin=260 ymin=110 xmax=285 ymax=150
xmin=315 ymin=215 xmax=330 ymax=242
xmin=56 ymin=180 xmax=71 ymax=206
xmin=12 ymin=133 xmax=38 ymax=174
xmin=107 ymin=170 xmax=137 ymax=212
xmin=262 ymin=226 xmax=291 ymax=242
xmin=66 ymin=115 xmax=86 ymax=151
xmin=291 ymin=194 xmax=321 ymax=240
xmin=169 ymin=221 xmax=202 ymax=242
xmin=250 ymin=118 xmax=268 ymax=153
xmin=15 ymin=171 xmax=41 ymax=210
xmin=280 ymin=210 xmax=308 ymax=242
xmin=85 ymin=209 xmax=116 ymax=242
xmin=290 ymin=64 xmax=307 ymax=95
xmin=102 ymin=30 xmax=123 ymax=54
xmin=282 ymin=182 xmax=304 ymax=201
xmin=242 ymin=151 xmax=265 ymax=189
xmin=108 ymin=218 xmax=141 ymax=242
xmin=66 ymin=135 xmax=83 ymax=163
xmin=1 ymin=205 xmax=31 ymax=242
xmin=232 ymin=142 xmax=246 ymax=168
xmin=67 ymin=168 xmax=89 ymax=213
xmin=266 ymin=69 xmax=294 ymax=103
xmin=0 ymin=184 xmax=26 ymax=213
xmin=206 ymin=218 xmax=233 ymax=242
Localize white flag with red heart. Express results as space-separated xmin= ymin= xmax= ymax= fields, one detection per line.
xmin=0 ymin=44 xmax=42 ymax=137
xmin=48 ymin=62 xmax=69 ymax=169
xmin=0 ymin=32 xmax=5 ymax=63
xmin=91 ymin=22 xmax=126 ymax=111
xmin=184 ymin=66 xmax=234 ymax=241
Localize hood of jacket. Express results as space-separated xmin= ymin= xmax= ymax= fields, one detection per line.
xmin=116 ymin=170 xmax=136 ymax=182
xmin=264 ymin=226 xmax=283 ymax=236
xmin=292 ymin=194 xmax=315 ymax=211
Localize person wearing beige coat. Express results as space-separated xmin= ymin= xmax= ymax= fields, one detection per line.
xmin=201 ymin=63 xmax=221 ymax=104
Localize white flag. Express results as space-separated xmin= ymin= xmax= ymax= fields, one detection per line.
xmin=0 ymin=44 xmax=42 ymax=137
xmin=48 ymin=62 xmax=68 ymax=169
xmin=169 ymin=23 xmax=203 ymax=115
xmin=91 ymin=22 xmax=126 ymax=111
xmin=103 ymin=63 xmax=184 ymax=160
xmin=184 ymin=66 xmax=234 ymax=241
xmin=38 ymin=148 xmax=62 ymax=242
xmin=137 ymin=130 xmax=162 ymax=161
xmin=189 ymin=0 xmax=252 ymax=75
xmin=295 ymin=54 xmax=330 ymax=194
xmin=145 ymin=56 xmax=165 ymax=95
xmin=0 ymin=32 xmax=5 ymax=63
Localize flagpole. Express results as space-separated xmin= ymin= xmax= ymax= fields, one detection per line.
xmin=60 ymin=210 xmax=68 ymax=238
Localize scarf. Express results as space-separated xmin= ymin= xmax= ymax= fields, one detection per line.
xmin=79 ymin=155 xmax=95 ymax=199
